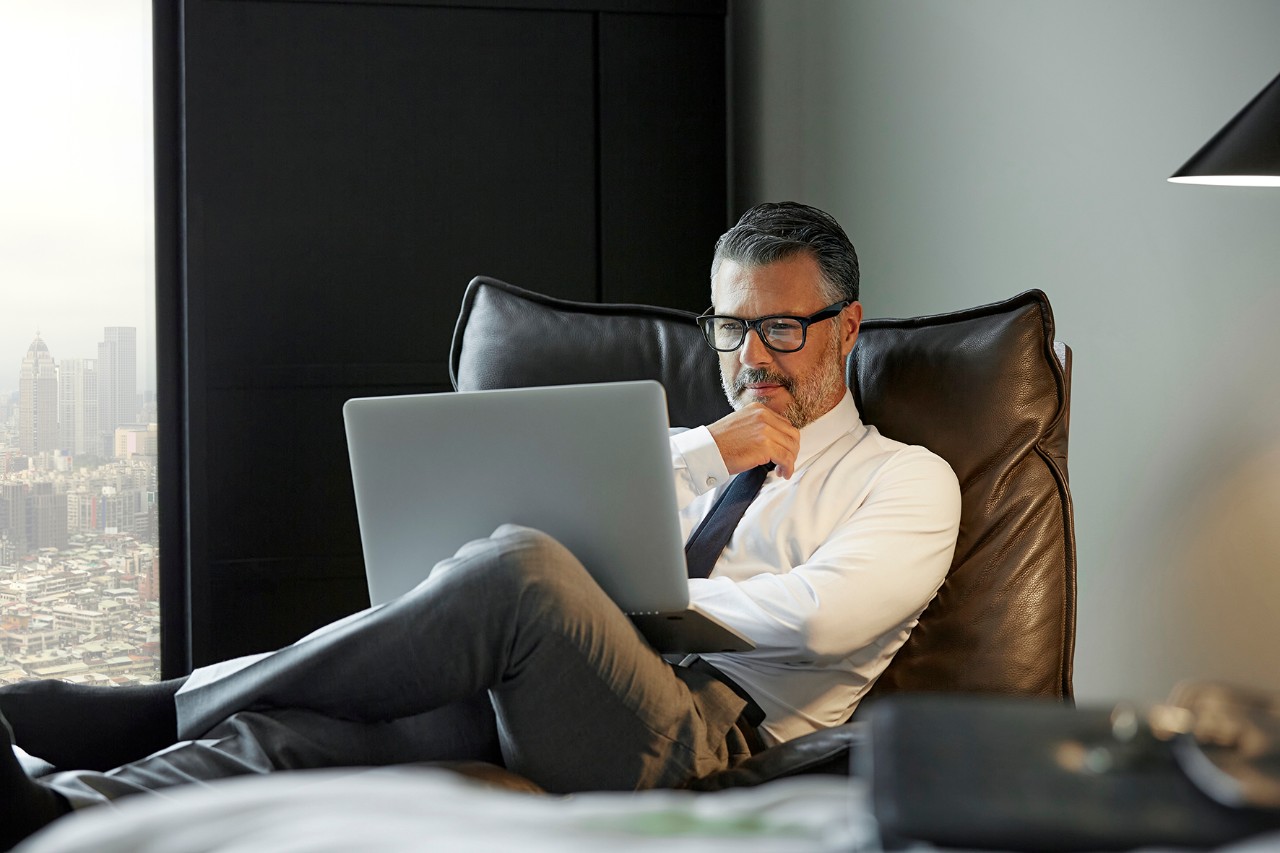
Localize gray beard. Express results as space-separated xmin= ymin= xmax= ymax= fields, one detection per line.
xmin=720 ymin=332 xmax=845 ymax=429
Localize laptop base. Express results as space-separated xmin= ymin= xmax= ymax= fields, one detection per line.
xmin=630 ymin=609 xmax=754 ymax=654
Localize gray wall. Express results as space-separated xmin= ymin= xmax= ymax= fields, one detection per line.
xmin=733 ymin=0 xmax=1280 ymax=704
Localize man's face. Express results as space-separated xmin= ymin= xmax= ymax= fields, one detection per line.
xmin=710 ymin=253 xmax=862 ymax=429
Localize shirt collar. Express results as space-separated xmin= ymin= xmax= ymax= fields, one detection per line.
xmin=794 ymin=390 xmax=864 ymax=470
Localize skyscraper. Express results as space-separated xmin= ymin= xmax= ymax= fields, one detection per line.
xmin=28 ymin=481 xmax=68 ymax=551
xmin=18 ymin=334 xmax=58 ymax=456
xmin=0 ymin=482 xmax=69 ymax=554
xmin=97 ymin=326 xmax=137 ymax=457
xmin=0 ymin=482 xmax=28 ymax=554
xmin=58 ymin=358 xmax=98 ymax=457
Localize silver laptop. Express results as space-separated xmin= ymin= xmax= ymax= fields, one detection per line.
xmin=342 ymin=380 xmax=753 ymax=654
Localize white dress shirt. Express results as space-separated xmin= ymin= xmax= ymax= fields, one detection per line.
xmin=669 ymin=391 xmax=961 ymax=745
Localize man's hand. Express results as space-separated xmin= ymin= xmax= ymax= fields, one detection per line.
xmin=707 ymin=404 xmax=801 ymax=479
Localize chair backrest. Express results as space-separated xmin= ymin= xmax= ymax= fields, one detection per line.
xmin=451 ymin=276 xmax=1076 ymax=701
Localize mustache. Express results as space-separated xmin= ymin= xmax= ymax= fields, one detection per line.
xmin=733 ymin=368 xmax=794 ymax=396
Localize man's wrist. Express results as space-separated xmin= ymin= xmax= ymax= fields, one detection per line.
xmin=671 ymin=426 xmax=732 ymax=494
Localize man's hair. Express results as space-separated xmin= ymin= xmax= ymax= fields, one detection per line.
xmin=711 ymin=202 xmax=859 ymax=305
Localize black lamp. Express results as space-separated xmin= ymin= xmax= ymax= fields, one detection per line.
xmin=1169 ymin=70 xmax=1280 ymax=186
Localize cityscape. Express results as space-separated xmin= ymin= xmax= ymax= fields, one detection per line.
xmin=0 ymin=327 xmax=159 ymax=686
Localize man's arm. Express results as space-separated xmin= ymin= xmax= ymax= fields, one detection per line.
xmin=688 ymin=447 xmax=961 ymax=665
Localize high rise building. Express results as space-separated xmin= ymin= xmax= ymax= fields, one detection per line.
xmin=114 ymin=423 xmax=157 ymax=458
xmin=0 ymin=482 xmax=27 ymax=554
xmin=0 ymin=482 xmax=67 ymax=553
xmin=18 ymin=335 xmax=58 ymax=456
xmin=67 ymin=490 xmax=101 ymax=533
xmin=58 ymin=358 xmax=98 ymax=457
xmin=28 ymin=482 xmax=68 ymax=551
xmin=97 ymin=327 xmax=137 ymax=457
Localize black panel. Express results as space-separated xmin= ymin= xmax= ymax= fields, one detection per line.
xmin=204 ymin=561 xmax=371 ymax=662
xmin=195 ymin=380 xmax=448 ymax=663
xmin=154 ymin=0 xmax=191 ymax=676
xmin=598 ymin=12 xmax=728 ymax=312
xmin=205 ymin=386 xmax=359 ymax=562
xmin=252 ymin=0 xmax=725 ymax=12
xmin=185 ymin=1 xmax=598 ymax=372
xmin=165 ymin=0 xmax=727 ymax=672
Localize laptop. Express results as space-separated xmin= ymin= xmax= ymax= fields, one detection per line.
xmin=342 ymin=380 xmax=754 ymax=654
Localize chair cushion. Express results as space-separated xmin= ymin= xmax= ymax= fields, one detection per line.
xmin=450 ymin=277 xmax=1075 ymax=702
xmin=451 ymin=276 xmax=729 ymax=429
xmin=851 ymin=292 xmax=1075 ymax=702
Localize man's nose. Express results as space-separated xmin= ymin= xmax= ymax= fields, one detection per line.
xmin=739 ymin=327 xmax=774 ymax=367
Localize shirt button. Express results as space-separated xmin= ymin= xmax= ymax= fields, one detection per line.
xmin=706 ymin=476 xmax=717 ymax=487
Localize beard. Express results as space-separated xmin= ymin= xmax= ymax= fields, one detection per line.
xmin=720 ymin=329 xmax=846 ymax=429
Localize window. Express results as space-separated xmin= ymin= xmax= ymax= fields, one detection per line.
xmin=0 ymin=1 xmax=159 ymax=684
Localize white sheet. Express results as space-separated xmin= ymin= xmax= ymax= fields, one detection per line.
xmin=17 ymin=768 xmax=873 ymax=853
xmin=23 ymin=764 xmax=1280 ymax=853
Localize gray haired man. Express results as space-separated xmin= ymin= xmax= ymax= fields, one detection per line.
xmin=1 ymin=203 xmax=959 ymax=849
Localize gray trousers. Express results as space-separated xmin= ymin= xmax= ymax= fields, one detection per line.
xmin=44 ymin=525 xmax=752 ymax=806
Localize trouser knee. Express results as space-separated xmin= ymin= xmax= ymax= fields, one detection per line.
xmin=424 ymin=524 xmax=591 ymax=612
xmin=485 ymin=524 xmax=590 ymax=599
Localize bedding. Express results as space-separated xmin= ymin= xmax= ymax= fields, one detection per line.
xmin=17 ymin=760 xmax=1280 ymax=851
xmin=16 ymin=768 xmax=870 ymax=852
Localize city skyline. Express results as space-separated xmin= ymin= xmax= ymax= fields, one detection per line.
xmin=0 ymin=0 xmax=155 ymax=398
xmin=0 ymin=458 xmax=160 ymax=685
xmin=7 ymin=325 xmax=147 ymax=396
xmin=0 ymin=1 xmax=160 ymax=686
xmin=1 ymin=369 xmax=160 ymax=685
xmin=13 ymin=326 xmax=145 ymax=465
xmin=2 ymin=332 xmax=160 ymax=685
xmin=2 ymin=329 xmax=153 ymax=401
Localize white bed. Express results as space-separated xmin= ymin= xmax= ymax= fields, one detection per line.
xmin=16 ymin=769 xmax=871 ymax=853
xmin=18 ymin=762 xmax=1280 ymax=852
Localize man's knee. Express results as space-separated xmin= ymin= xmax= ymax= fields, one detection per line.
xmin=428 ymin=524 xmax=590 ymax=603
xmin=486 ymin=524 xmax=589 ymax=594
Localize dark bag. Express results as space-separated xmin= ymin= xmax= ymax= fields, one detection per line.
xmin=860 ymin=685 xmax=1280 ymax=851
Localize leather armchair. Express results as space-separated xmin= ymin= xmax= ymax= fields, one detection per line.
xmin=449 ymin=276 xmax=1077 ymax=788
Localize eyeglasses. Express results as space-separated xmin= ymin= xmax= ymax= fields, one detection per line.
xmin=696 ymin=301 xmax=849 ymax=353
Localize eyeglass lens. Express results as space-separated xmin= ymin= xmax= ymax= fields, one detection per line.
xmin=709 ymin=317 xmax=805 ymax=352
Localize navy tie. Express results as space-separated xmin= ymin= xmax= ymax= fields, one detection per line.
xmin=684 ymin=464 xmax=773 ymax=579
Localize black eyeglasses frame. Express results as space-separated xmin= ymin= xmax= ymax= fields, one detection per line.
xmin=695 ymin=300 xmax=850 ymax=353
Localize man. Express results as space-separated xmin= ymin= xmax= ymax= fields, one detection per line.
xmin=1 ymin=202 xmax=960 ymax=848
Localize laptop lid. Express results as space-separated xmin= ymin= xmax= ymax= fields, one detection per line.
xmin=342 ymin=380 xmax=692 ymax=613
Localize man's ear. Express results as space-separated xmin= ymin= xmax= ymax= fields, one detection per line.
xmin=840 ymin=301 xmax=863 ymax=358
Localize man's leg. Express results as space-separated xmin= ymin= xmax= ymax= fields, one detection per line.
xmin=0 ymin=678 xmax=186 ymax=771
xmin=174 ymin=524 xmax=749 ymax=792
xmin=4 ymin=523 xmax=749 ymax=848
xmin=2 ymin=709 xmax=71 ymax=850
xmin=41 ymin=694 xmax=501 ymax=808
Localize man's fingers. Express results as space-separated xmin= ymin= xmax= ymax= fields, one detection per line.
xmin=757 ymin=426 xmax=797 ymax=479
xmin=774 ymin=454 xmax=794 ymax=480
xmin=708 ymin=403 xmax=801 ymax=477
xmin=770 ymin=438 xmax=799 ymax=480
xmin=758 ymin=407 xmax=800 ymax=478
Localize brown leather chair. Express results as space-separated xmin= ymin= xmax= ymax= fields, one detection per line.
xmin=449 ymin=276 xmax=1077 ymax=787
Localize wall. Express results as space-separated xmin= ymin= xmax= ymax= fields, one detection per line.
xmin=733 ymin=0 xmax=1280 ymax=704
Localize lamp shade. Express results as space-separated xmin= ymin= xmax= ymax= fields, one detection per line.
xmin=1169 ymin=70 xmax=1280 ymax=186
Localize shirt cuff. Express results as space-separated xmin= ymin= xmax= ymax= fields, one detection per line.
xmin=670 ymin=425 xmax=731 ymax=495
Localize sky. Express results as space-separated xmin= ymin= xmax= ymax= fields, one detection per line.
xmin=0 ymin=0 xmax=155 ymax=398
